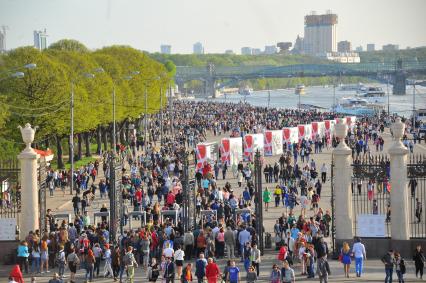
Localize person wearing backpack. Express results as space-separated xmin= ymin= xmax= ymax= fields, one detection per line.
xmin=394 ymin=252 xmax=406 ymax=283
xmin=56 ymin=246 xmax=66 ymax=279
xmin=66 ymin=247 xmax=79 ymax=283
xmin=316 ymin=256 xmax=331 ymax=283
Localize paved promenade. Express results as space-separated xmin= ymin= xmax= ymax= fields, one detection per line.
xmin=2 ymin=129 xmax=426 ymax=282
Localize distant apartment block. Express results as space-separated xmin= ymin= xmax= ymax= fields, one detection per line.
xmin=225 ymin=49 xmax=234 ymax=54
xmin=337 ymin=40 xmax=351 ymax=52
xmin=193 ymin=42 xmax=204 ymax=54
xmin=264 ymin=45 xmax=278 ymax=54
xmin=382 ymin=44 xmax=399 ymax=51
xmin=241 ymin=47 xmax=252 ymax=55
xmin=34 ymin=29 xmax=48 ymax=50
xmin=355 ymin=46 xmax=363 ymax=52
xmin=160 ymin=45 xmax=171 ymax=54
xmin=252 ymin=48 xmax=262 ymax=55
xmin=367 ymin=43 xmax=375 ymax=52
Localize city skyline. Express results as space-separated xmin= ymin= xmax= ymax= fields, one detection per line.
xmin=0 ymin=0 xmax=425 ymax=54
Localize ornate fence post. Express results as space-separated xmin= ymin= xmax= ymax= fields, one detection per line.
xmin=17 ymin=124 xmax=39 ymax=239
xmin=389 ymin=117 xmax=410 ymax=240
xmin=333 ymin=119 xmax=354 ymax=240
xmin=254 ymin=149 xmax=264 ymax=254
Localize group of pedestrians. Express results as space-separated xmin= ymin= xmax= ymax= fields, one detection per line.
xmin=7 ymin=101 xmax=426 ymax=283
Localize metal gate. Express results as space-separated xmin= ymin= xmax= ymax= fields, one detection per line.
xmin=38 ymin=157 xmax=47 ymax=235
xmin=109 ymin=155 xmax=123 ymax=244
xmin=351 ymin=155 xmax=391 ymax=237
xmin=408 ymin=154 xmax=426 ymax=238
xmin=330 ymin=157 xmax=336 ymax=254
xmin=0 ymin=159 xmax=21 ymax=218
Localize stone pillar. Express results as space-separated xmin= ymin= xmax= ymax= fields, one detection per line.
xmin=333 ymin=118 xmax=354 ymax=240
xmin=17 ymin=123 xmax=39 ymax=239
xmin=389 ymin=117 xmax=410 ymax=240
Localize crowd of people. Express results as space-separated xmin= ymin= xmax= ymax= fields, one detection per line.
xmin=7 ymin=101 xmax=426 ymax=283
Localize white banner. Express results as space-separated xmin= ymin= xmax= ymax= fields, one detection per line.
xmin=356 ymin=214 xmax=386 ymax=238
xmin=0 ymin=218 xmax=16 ymax=240
xmin=264 ymin=130 xmax=283 ymax=156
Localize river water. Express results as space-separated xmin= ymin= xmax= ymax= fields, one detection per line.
xmin=197 ymin=84 xmax=426 ymax=118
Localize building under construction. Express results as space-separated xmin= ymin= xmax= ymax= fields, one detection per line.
xmin=303 ymin=11 xmax=338 ymax=55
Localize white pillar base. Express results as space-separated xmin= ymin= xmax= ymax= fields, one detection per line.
xmin=18 ymin=150 xmax=39 ymax=239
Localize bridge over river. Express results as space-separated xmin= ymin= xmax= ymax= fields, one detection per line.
xmin=175 ymin=59 xmax=426 ymax=97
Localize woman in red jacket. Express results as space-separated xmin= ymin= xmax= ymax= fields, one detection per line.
xmin=205 ymin=257 xmax=221 ymax=283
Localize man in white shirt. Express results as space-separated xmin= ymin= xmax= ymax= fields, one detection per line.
xmin=352 ymin=237 xmax=367 ymax=277
xmin=320 ymin=163 xmax=327 ymax=183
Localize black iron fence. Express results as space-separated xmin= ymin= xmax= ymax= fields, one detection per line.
xmin=38 ymin=158 xmax=47 ymax=235
xmin=408 ymin=154 xmax=426 ymax=238
xmin=351 ymin=155 xmax=391 ymax=238
xmin=0 ymin=159 xmax=21 ymax=218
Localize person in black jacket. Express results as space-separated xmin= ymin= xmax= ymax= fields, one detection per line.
xmin=164 ymin=257 xmax=175 ymax=283
xmin=413 ymin=245 xmax=426 ymax=279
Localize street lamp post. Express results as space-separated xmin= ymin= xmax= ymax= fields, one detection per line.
xmin=112 ymin=84 xmax=117 ymax=155
xmin=387 ymin=77 xmax=390 ymax=117
xmin=267 ymin=85 xmax=271 ymax=108
xmin=412 ymin=83 xmax=416 ymax=132
xmin=254 ymin=149 xmax=264 ymax=254
xmin=333 ymin=82 xmax=336 ymax=113
xmin=69 ymin=72 xmax=97 ymax=195
xmin=160 ymin=84 xmax=164 ymax=145
xmin=144 ymin=85 xmax=148 ymax=152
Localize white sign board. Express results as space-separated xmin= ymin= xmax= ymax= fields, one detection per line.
xmin=0 ymin=218 xmax=16 ymax=240
xmin=356 ymin=214 xmax=386 ymax=238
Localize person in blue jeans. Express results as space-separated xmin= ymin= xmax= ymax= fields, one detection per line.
xmin=382 ymin=250 xmax=394 ymax=283
xmin=351 ymin=237 xmax=366 ymax=277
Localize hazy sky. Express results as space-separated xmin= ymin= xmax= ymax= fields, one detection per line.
xmin=1 ymin=0 xmax=425 ymax=54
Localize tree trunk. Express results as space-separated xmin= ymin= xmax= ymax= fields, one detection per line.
xmin=77 ymin=133 xmax=82 ymax=161
xmin=45 ymin=137 xmax=50 ymax=149
xmin=102 ymin=126 xmax=108 ymax=153
xmin=84 ymin=132 xmax=91 ymax=157
xmin=68 ymin=136 xmax=72 ymax=164
xmin=124 ymin=120 xmax=130 ymax=144
xmin=119 ymin=121 xmax=126 ymax=145
xmin=56 ymin=135 xmax=65 ymax=169
xmin=96 ymin=126 xmax=102 ymax=155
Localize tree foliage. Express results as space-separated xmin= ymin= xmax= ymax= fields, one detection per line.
xmin=0 ymin=40 xmax=171 ymax=162
xmin=48 ymin=39 xmax=89 ymax=53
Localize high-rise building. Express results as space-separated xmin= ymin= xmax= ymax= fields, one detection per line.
xmin=225 ymin=49 xmax=234 ymax=54
xmin=193 ymin=42 xmax=204 ymax=54
xmin=303 ymin=11 xmax=337 ymax=55
xmin=337 ymin=41 xmax=351 ymax=52
xmin=264 ymin=45 xmax=278 ymax=54
xmin=355 ymin=46 xmax=363 ymax=52
xmin=160 ymin=45 xmax=171 ymax=54
xmin=241 ymin=47 xmax=252 ymax=55
xmin=34 ymin=29 xmax=48 ymax=50
xmin=367 ymin=43 xmax=375 ymax=52
xmin=382 ymin=44 xmax=399 ymax=51
xmin=252 ymin=48 xmax=262 ymax=55
xmin=0 ymin=29 xmax=5 ymax=53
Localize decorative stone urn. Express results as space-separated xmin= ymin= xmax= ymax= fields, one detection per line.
xmin=334 ymin=118 xmax=348 ymax=140
xmin=18 ymin=123 xmax=36 ymax=153
xmin=391 ymin=117 xmax=405 ymax=141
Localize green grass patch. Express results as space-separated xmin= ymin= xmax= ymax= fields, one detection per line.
xmin=50 ymin=156 xmax=99 ymax=170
